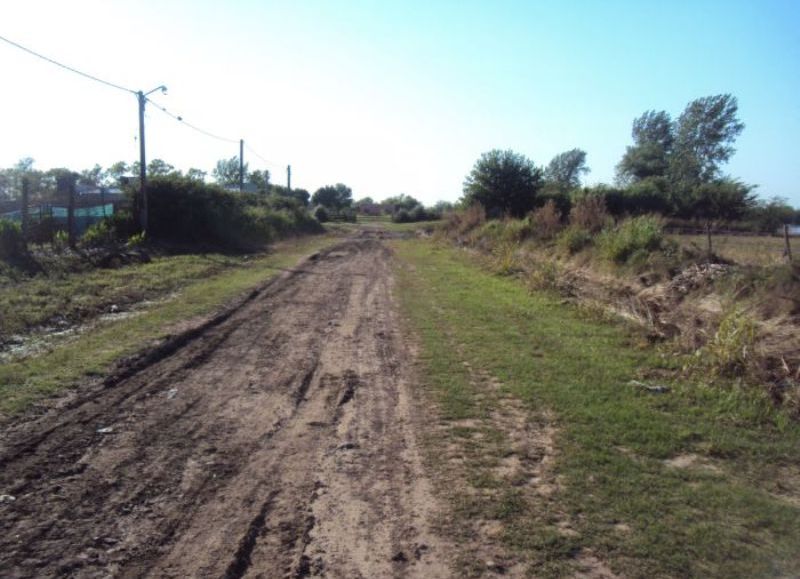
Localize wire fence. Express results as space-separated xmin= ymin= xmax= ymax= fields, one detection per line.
xmin=0 ymin=176 xmax=130 ymax=244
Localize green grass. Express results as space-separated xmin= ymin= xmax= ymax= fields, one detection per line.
xmin=0 ymin=235 xmax=339 ymax=417
xmin=393 ymin=238 xmax=800 ymax=578
xmin=329 ymin=215 xmax=441 ymax=234
xmin=0 ymin=252 xmax=253 ymax=339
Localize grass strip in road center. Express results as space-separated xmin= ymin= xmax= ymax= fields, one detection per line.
xmin=393 ymin=238 xmax=800 ymax=578
xmin=0 ymin=235 xmax=340 ymax=418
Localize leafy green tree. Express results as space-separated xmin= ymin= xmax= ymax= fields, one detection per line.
xmin=688 ymin=179 xmax=755 ymax=222
xmin=106 ymin=161 xmax=130 ymax=185
xmin=463 ymin=149 xmax=544 ymax=217
xmin=0 ymin=158 xmax=38 ymax=199
xmin=544 ymin=148 xmax=589 ymax=190
xmin=185 ymin=168 xmax=207 ymax=182
xmin=248 ymin=169 xmax=270 ymax=191
xmin=382 ymin=194 xmax=421 ymax=213
xmin=312 ymin=183 xmax=353 ymax=210
xmin=147 ymin=159 xmax=176 ymax=177
xmin=78 ymin=165 xmax=105 ymax=187
xmin=670 ymin=94 xmax=744 ymax=188
xmin=748 ymin=196 xmax=796 ymax=233
xmin=213 ymin=156 xmax=248 ymax=186
xmin=616 ymin=110 xmax=673 ymax=184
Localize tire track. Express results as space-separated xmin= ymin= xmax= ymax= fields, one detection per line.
xmin=0 ymin=234 xmax=455 ymax=578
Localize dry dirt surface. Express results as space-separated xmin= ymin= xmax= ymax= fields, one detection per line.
xmin=0 ymin=234 xmax=453 ymax=578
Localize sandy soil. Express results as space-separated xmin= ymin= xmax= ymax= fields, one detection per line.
xmin=0 ymin=234 xmax=453 ymax=578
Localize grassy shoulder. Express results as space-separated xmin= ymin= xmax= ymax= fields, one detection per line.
xmin=393 ymin=238 xmax=800 ymax=578
xmin=0 ymin=234 xmax=341 ymax=418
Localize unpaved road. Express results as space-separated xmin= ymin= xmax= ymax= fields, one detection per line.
xmin=0 ymin=235 xmax=452 ymax=578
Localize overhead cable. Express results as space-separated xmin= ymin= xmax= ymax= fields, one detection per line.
xmin=0 ymin=33 xmax=136 ymax=94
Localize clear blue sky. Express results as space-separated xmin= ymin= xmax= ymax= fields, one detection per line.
xmin=2 ymin=0 xmax=799 ymax=207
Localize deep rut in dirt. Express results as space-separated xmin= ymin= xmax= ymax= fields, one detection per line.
xmin=0 ymin=235 xmax=451 ymax=578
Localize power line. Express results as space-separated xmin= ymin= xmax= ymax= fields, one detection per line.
xmin=146 ymin=97 xmax=240 ymax=145
xmin=0 ymin=33 xmax=135 ymax=95
xmin=244 ymin=143 xmax=281 ymax=168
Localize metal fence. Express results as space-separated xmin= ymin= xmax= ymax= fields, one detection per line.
xmin=0 ymin=175 xmax=130 ymax=243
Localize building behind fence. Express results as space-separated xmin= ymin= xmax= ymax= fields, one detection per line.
xmin=0 ymin=179 xmax=130 ymax=240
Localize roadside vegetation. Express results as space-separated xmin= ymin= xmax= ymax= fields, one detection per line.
xmin=438 ymin=93 xmax=799 ymax=417
xmin=394 ymin=238 xmax=800 ymax=578
xmin=0 ymin=233 xmax=341 ymax=418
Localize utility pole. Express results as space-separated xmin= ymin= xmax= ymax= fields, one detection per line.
xmin=287 ymin=164 xmax=291 ymax=192
xmin=137 ymin=90 xmax=147 ymax=233
xmin=136 ymin=85 xmax=167 ymax=235
xmin=239 ymin=139 xmax=245 ymax=192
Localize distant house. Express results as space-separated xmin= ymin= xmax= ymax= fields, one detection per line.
xmin=224 ymin=183 xmax=261 ymax=193
xmin=356 ymin=202 xmax=382 ymax=216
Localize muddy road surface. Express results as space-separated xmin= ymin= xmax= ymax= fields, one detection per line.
xmin=0 ymin=236 xmax=453 ymax=578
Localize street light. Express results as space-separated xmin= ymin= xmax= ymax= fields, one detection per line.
xmin=137 ymin=85 xmax=167 ymax=233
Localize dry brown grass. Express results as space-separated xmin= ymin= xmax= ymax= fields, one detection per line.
xmin=671 ymin=233 xmax=793 ymax=266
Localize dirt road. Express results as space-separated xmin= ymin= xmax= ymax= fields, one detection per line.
xmin=0 ymin=235 xmax=452 ymax=578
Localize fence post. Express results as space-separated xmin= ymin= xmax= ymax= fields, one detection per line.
xmin=21 ymin=177 xmax=30 ymax=241
xmin=68 ymin=175 xmax=77 ymax=248
xmin=706 ymin=222 xmax=713 ymax=262
xmin=785 ymin=224 xmax=793 ymax=263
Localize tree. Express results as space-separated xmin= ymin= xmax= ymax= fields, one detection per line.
xmin=106 ymin=161 xmax=129 ymax=185
xmin=186 ymin=168 xmax=207 ymax=182
xmin=248 ymin=169 xmax=270 ymax=191
xmin=147 ymin=159 xmax=176 ymax=177
xmin=382 ymin=194 xmax=421 ymax=213
xmin=312 ymin=183 xmax=353 ymax=210
xmin=616 ymin=110 xmax=673 ymax=183
xmin=462 ymin=149 xmax=544 ymax=217
xmin=78 ymin=165 xmax=105 ymax=188
xmin=749 ymin=196 xmax=796 ymax=233
xmin=544 ymin=148 xmax=589 ymax=190
xmin=670 ymin=94 xmax=744 ymax=187
xmin=688 ymin=179 xmax=756 ymax=223
xmin=213 ymin=156 xmax=248 ymax=186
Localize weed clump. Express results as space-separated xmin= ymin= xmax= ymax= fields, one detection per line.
xmin=689 ymin=307 xmax=757 ymax=379
xmin=569 ymin=195 xmax=609 ymax=233
xmin=0 ymin=219 xmax=26 ymax=262
xmin=557 ymin=226 xmax=593 ymax=254
xmin=530 ymin=200 xmax=563 ymax=240
xmin=598 ymin=215 xmax=664 ymax=264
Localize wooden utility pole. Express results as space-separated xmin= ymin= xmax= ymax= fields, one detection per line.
xmin=20 ymin=177 xmax=29 ymax=240
xmin=239 ymin=139 xmax=245 ymax=192
xmin=287 ymin=165 xmax=291 ymax=192
xmin=137 ymin=90 xmax=148 ymax=233
xmin=135 ymin=85 xmax=166 ymax=235
xmin=785 ymin=224 xmax=793 ymax=263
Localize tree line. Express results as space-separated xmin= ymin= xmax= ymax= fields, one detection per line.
xmin=462 ymin=94 xmax=799 ymax=232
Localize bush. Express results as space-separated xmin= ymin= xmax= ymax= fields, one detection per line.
xmin=441 ymin=204 xmax=486 ymax=238
xmin=597 ymin=215 xmax=664 ymax=264
xmin=690 ymin=307 xmax=757 ymax=379
xmin=0 ymin=219 xmax=26 ymax=261
xmin=529 ymin=199 xmax=563 ymax=240
xmin=146 ymin=175 xmax=321 ymax=249
xmin=569 ymin=195 xmax=608 ymax=233
xmin=391 ymin=203 xmax=433 ymax=223
xmin=313 ymin=205 xmax=330 ymax=223
xmin=127 ymin=231 xmax=146 ymax=248
xmin=557 ymin=226 xmax=593 ymax=254
xmin=53 ymin=230 xmax=69 ymax=252
xmin=81 ymin=220 xmax=115 ymax=247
